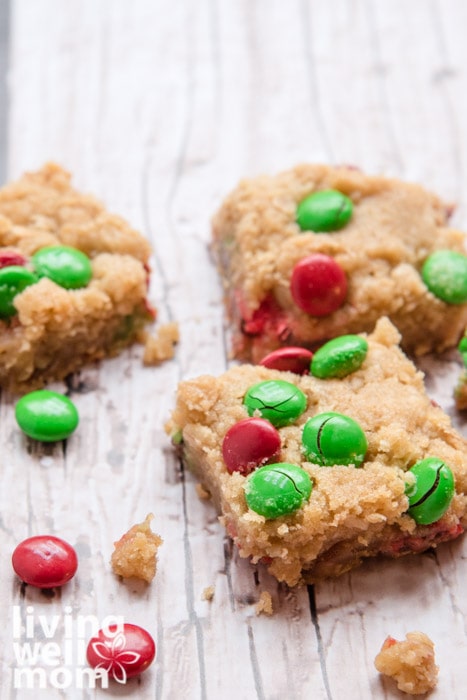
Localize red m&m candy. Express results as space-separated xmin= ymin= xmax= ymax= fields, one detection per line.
xmin=0 ymin=250 xmax=27 ymax=269
xmin=259 ymin=347 xmax=313 ymax=374
xmin=222 ymin=418 xmax=281 ymax=475
xmin=87 ymin=623 xmax=156 ymax=683
xmin=290 ymin=253 xmax=347 ymax=316
xmin=12 ymin=535 xmax=78 ymax=588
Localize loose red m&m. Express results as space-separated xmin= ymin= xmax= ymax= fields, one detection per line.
xmin=12 ymin=535 xmax=78 ymax=588
xmin=87 ymin=623 xmax=156 ymax=683
xmin=259 ymin=346 xmax=313 ymax=374
xmin=290 ymin=253 xmax=347 ymax=316
xmin=222 ymin=418 xmax=281 ymax=475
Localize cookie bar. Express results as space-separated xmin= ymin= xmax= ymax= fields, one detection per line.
xmin=212 ymin=164 xmax=467 ymax=362
xmin=0 ymin=163 xmax=154 ymax=392
xmin=167 ymin=319 xmax=467 ymax=586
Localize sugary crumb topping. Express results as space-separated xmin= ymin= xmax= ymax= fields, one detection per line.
xmin=255 ymin=591 xmax=273 ymax=616
xmin=202 ymin=586 xmax=215 ymax=601
xmin=110 ymin=514 xmax=163 ymax=583
xmin=142 ymin=321 xmax=180 ymax=365
xmin=374 ymin=632 xmax=438 ymax=695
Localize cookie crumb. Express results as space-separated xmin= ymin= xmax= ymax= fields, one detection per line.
xmin=143 ymin=322 xmax=179 ymax=366
xmin=195 ymin=483 xmax=211 ymax=500
xmin=111 ymin=513 xmax=163 ymax=583
xmin=202 ymin=586 xmax=215 ymax=601
xmin=374 ymin=632 xmax=438 ymax=695
xmin=255 ymin=591 xmax=273 ymax=616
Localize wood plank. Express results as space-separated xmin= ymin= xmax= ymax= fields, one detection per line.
xmin=1 ymin=1 xmax=467 ymax=698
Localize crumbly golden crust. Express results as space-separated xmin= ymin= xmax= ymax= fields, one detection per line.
xmin=0 ymin=163 xmax=154 ymax=392
xmin=142 ymin=321 xmax=179 ymax=366
xmin=167 ymin=318 xmax=467 ymax=586
xmin=212 ymin=164 xmax=467 ymax=361
xmin=111 ymin=514 xmax=163 ymax=583
xmin=455 ymin=369 xmax=467 ymax=411
xmin=375 ymin=632 xmax=438 ymax=695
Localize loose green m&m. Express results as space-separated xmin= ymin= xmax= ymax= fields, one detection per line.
xmin=244 ymin=463 xmax=312 ymax=518
xmin=405 ymin=457 xmax=455 ymax=525
xmin=32 ymin=246 xmax=92 ymax=289
xmin=311 ymin=334 xmax=368 ymax=379
xmin=296 ymin=190 xmax=353 ymax=232
xmin=421 ymin=250 xmax=467 ymax=304
xmin=302 ymin=412 xmax=368 ymax=467
xmin=243 ymin=379 xmax=307 ymax=428
xmin=15 ymin=390 xmax=79 ymax=442
xmin=0 ymin=266 xmax=37 ymax=318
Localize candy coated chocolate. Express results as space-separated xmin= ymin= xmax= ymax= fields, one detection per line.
xmin=406 ymin=457 xmax=455 ymax=525
xmin=245 ymin=462 xmax=312 ymax=518
xmin=259 ymin=346 xmax=313 ymax=374
xmin=243 ymin=379 xmax=307 ymax=428
xmin=15 ymin=390 xmax=79 ymax=442
xmin=311 ymin=334 xmax=368 ymax=378
xmin=290 ymin=253 xmax=347 ymax=316
xmin=32 ymin=245 xmax=92 ymax=289
xmin=0 ymin=266 xmax=37 ymax=318
xmin=302 ymin=411 xmax=368 ymax=467
xmin=222 ymin=418 xmax=281 ymax=475
xmin=421 ymin=250 xmax=467 ymax=304
xmin=87 ymin=623 xmax=156 ymax=681
xmin=0 ymin=250 xmax=27 ymax=269
xmin=12 ymin=535 xmax=78 ymax=588
xmin=296 ymin=190 xmax=353 ymax=232
xmin=459 ymin=336 xmax=467 ymax=367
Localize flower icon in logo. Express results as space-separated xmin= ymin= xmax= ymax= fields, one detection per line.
xmin=86 ymin=623 xmax=156 ymax=683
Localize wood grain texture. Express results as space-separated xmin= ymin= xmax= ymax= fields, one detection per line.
xmin=1 ymin=1 xmax=467 ymax=698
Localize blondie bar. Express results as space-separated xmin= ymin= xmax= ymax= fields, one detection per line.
xmin=0 ymin=163 xmax=154 ymax=392
xmin=167 ymin=319 xmax=467 ymax=586
xmin=212 ymin=164 xmax=467 ymax=362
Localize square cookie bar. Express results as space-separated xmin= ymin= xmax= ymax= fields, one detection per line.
xmin=167 ymin=319 xmax=467 ymax=586
xmin=0 ymin=163 xmax=154 ymax=393
xmin=212 ymin=164 xmax=467 ymax=362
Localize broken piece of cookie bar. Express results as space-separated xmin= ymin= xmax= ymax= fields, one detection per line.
xmin=167 ymin=318 xmax=467 ymax=586
xmin=0 ymin=163 xmax=155 ymax=392
xmin=212 ymin=164 xmax=467 ymax=362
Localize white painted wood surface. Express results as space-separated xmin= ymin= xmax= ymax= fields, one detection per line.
xmin=1 ymin=1 xmax=467 ymax=698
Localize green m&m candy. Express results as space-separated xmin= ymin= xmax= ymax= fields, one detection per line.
xmin=243 ymin=379 xmax=307 ymax=428
xmin=0 ymin=266 xmax=37 ymax=318
xmin=421 ymin=250 xmax=467 ymax=304
xmin=296 ymin=190 xmax=353 ymax=233
xmin=311 ymin=334 xmax=368 ymax=379
xmin=32 ymin=246 xmax=92 ymax=289
xmin=458 ymin=336 xmax=467 ymax=367
xmin=302 ymin=412 xmax=368 ymax=467
xmin=15 ymin=390 xmax=79 ymax=442
xmin=405 ymin=457 xmax=455 ymax=525
xmin=244 ymin=462 xmax=312 ymax=518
